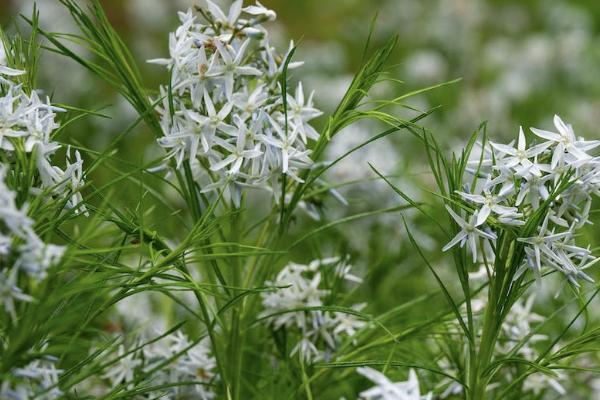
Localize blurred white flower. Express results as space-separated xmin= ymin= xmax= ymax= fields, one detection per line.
xmin=102 ymin=345 xmax=141 ymax=387
xmin=0 ymin=269 xmax=34 ymax=321
xmin=261 ymin=257 xmax=364 ymax=362
xmin=7 ymin=359 xmax=64 ymax=400
xmin=0 ymin=165 xmax=65 ymax=322
xmin=243 ymin=1 xmax=276 ymax=22
xmin=357 ymin=367 xmax=432 ymax=400
xmin=404 ymin=50 xmax=447 ymax=83
xmin=522 ymin=370 xmax=566 ymax=396
xmin=144 ymin=331 xmax=217 ymax=399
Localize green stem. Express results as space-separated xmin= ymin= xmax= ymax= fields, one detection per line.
xmin=230 ymin=208 xmax=243 ymax=400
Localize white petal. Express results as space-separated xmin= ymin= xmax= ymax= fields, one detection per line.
xmin=0 ymin=66 xmax=25 ymax=76
xmin=443 ymin=230 xmax=468 ymax=252
xmin=530 ymin=127 xmax=560 ymax=142
xmin=476 ymin=205 xmax=491 ymax=226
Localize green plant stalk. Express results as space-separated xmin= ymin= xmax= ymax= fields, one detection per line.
xmin=469 ymin=301 xmax=498 ymax=400
xmin=468 ymin=232 xmax=523 ymax=399
xmin=230 ymin=207 xmax=244 ymax=400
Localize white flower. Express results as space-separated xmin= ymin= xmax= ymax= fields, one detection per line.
xmin=0 ymin=165 xmax=65 ymax=322
xmin=0 ymin=172 xmax=34 ymax=236
xmin=332 ymin=258 xmax=363 ymax=284
xmin=544 ymin=247 xmax=595 ymax=288
xmin=262 ymin=263 xmax=326 ymax=331
xmin=144 ymin=331 xmax=217 ymax=399
xmin=0 ymin=381 xmax=31 ymax=400
xmin=0 ymin=269 xmax=34 ymax=321
xmin=62 ymin=148 xmax=87 ymax=214
xmin=514 ymin=172 xmax=554 ymax=209
xmin=522 ymin=371 xmax=566 ymax=396
xmin=457 ymin=183 xmax=521 ymax=225
xmin=0 ymin=66 xmax=86 ymax=209
xmin=102 ymin=345 xmax=141 ymax=386
xmin=357 ymin=367 xmax=432 ymax=400
xmin=332 ymin=305 xmax=367 ymax=337
xmin=491 ymin=127 xmax=549 ymax=177
xmin=286 ymin=82 xmax=323 ymax=143
xmin=206 ymin=0 xmax=243 ymax=29
xmin=517 ymin=215 xmax=572 ymax=282
xmin=243 ymin=1 xmax=277 ymax=22
xmin=0 ymin=87 xmax=29 ymax=151
xmin=232 ymin=84 xmax=268 ymax=120
xmin=261 ymin=257 xmax=363 ymax=362
xmin=290 ymin=336 xmax=321 ymax=363
xmin=262 ymin=39 xmax=304 ymax=78
xmin=156 ymin=119 xmax=201 ymax=169
xmin=206 ymin=39 xmax=262 ymax=99
xmin=499 ymin=295 xmax=547 ymax=356
xmin=530 ymin=114 xmax=600 ymax=169
xmin=442 ymin=206 xmax=497 ymax=262
xmin=11 ymin=359 xmax=63 ymax=400
xmin=210 ymin=116 xmax=263 ymax=175
xmin=16 ymin=236 xmax=65 ymax=280
xmin=262 ymin=116 xmax=312 ymax=177
xmin=187 ymin=90 xmax=236 ymax=153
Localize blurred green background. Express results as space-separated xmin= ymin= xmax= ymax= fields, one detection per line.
xmin=4 ymin=0 xmax=600 ymax=133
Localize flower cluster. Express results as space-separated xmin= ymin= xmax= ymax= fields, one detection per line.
xmin=149 ymin=1 xmax=322 ymax=205
xmin=99 ymin=330 xmax=217 ymax=399
xmin=357 ymin=367 xmax=432 ymax=400
xmin=143 ymin=331 xmax=217 ymax=399
xmin=0 ymin=65 xmax=85 ymax=213
xmin=261 ymin=257 xmax=364 ymax=362
xmin=0 ymin=357 xmax=63 ymax=400
xmin=0 ymin=166 xmax=64 ymax=321
xmin=498 ymin=296 xmax=566 ymax=396
xmin=0 ymin=40 xmax=81 ymax=400
xmin=444 ymin=115 xmax=600 ymax=287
